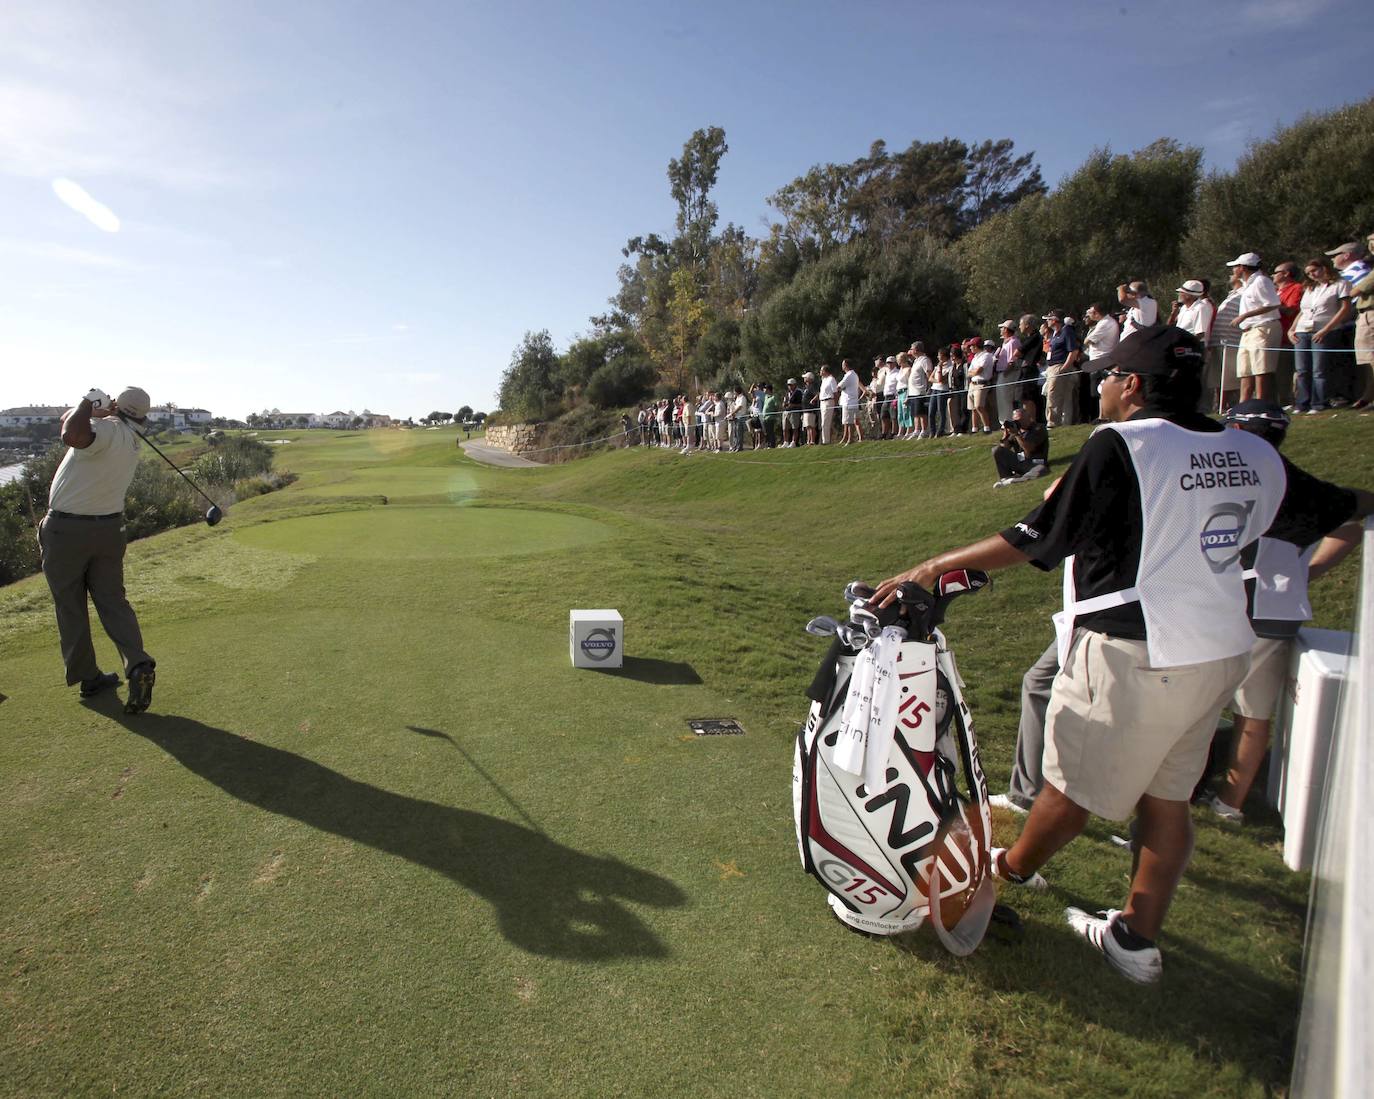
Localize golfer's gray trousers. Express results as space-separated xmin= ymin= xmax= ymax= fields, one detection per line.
xmin=1007 ymin=639 xmax=1059 ymax=808
xmin=38 ymin=513 xmax=153 ymax=685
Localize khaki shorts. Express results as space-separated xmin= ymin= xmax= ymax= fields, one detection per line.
xmin=1230 ymin=636 xmax=1290 ymax=720
xmin=1235 ymin=323 xmax=1281 ymax=377
xmin=967 ymin=384 xmax=988 ymax=410
xmin=1356 ymin=311 xmax=1374 ymax=367
xmin=803 ymin=412 xmax=817 ymax=428
xmin=1042 ymin=631 xmax=1250 ymax=821
xmin=841 ymin=404 xmax=858 ymax=425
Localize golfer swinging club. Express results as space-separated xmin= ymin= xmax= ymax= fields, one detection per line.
xmin=39 ymin=386 xmax=157 ymax=714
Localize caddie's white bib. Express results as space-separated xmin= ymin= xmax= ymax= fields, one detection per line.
xmin=1245 ymin=536 xmax=1316 ymax=635
xmin=1056 ymin=419 xmax=1286 ymax=669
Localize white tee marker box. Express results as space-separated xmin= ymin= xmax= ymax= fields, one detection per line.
xmin=570 ymin=609 xmax=623 ymax=669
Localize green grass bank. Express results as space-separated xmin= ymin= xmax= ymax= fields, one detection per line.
xmin=2 ymin=417 xmax=1370 ymax=1097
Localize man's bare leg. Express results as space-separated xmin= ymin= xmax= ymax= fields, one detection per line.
xmin=1216 ymin=716 xmax=1271 ymax=810
xmin=1001 ymin=782 xmax=1090 ymax=878
xmin=1120 ymin=794 xmax=1193 ymax=940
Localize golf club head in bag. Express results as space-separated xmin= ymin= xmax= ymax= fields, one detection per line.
xmin=794 ymin=572 xmax=994 ymax=949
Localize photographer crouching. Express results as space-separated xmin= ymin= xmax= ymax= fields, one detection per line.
xmin=992 ymin=399 xmax=1049 ymax=487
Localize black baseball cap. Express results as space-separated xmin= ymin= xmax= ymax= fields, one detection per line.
xmin=1224 ymin=399 xmax=1290 ymax=431
xmin=1092 ymin=323 xmax=1203 ymax=378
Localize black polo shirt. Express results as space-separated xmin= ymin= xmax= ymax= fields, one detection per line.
xmin=1000 ymin=410 xmax=1352 ymax=639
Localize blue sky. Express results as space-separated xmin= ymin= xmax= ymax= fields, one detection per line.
xmin=2 ymin=0 xmax=1370 ymax=420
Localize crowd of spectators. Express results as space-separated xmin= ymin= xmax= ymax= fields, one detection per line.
xmin=628 ymin=232 xmax=1374 ymax=477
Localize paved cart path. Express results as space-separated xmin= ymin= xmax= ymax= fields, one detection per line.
xmin=460 ymin=439 xmax=544 ymax=467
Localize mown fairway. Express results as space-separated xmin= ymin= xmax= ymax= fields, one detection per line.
xmin=2 ymin=418 xmax=1371 ymax=1097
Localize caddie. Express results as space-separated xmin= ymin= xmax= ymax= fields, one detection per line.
xmin=40 ymin=386 xmax=157 ymax=714
xmin=870 ymin=325 xmax=1287 ymax=984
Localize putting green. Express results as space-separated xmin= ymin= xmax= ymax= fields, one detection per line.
xmin=234 ymin=505 xmax=611 ymax=559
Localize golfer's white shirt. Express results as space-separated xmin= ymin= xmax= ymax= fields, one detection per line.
xmin=48 ymin=416 xmax=141 ymax=515
xmin=839 ymin=371 xmax=861 ymax=408
xmin=819 ymin=376 xmax=838 ymax=401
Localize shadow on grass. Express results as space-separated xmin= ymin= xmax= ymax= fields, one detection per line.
xmin=893 ymin=893 xmax=1297 ymax=1091
xmin=97 ymin=706 xmax=688 ymax=961
xmin=595 ymin=656 xmax=702 ymax=685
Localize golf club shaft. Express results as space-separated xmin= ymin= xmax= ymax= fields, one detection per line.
xmin=127 ymin=419 xmax=221 ymax=510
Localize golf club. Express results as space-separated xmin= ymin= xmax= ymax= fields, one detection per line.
xmin=119 ymin=412 xmax=224 ymax=525
xmin=805 ymin=615 xmax=841 ymax=637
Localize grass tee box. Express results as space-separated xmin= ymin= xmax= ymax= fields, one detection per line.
xmin=569 ymin=608 xmax=623 ymax=668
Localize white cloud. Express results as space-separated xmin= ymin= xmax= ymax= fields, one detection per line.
xmin=1240 ymin=0 xmax=1334 ymax=29
xmin=0 ymin=237 xmax=133 ymax=268
xmin=52 ymin=177 xmax=120 ymax=232
xmin=0 ymin=7 xmax=251 ymax=192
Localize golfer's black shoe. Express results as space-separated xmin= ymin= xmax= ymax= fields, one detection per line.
xmin=79 ymin=672 xmax=120 ymax=698
xmin=124 ymin=663 xmax=155 ymax=714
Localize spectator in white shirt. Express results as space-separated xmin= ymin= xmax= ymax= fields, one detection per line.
xmin=1228 ymin=251 xmax=1283 ymax=402
xmin=968 ymin=340 xmax=997 ymax=434
xmin=1083 ymin=303 xmax=1120 ymax=363
xmin=838 ymin=359 xmax=866 ymax=446
xmin=1168 ymin=281 xmax=1217 ymax=411
xmin=1169 ymin=280 xmax=1216 ymax=343
xmin=817 ymin=365 xmax=838 ymax=444
xmin=1290 ymin=256 xmax=1355 ymax=413
xmin=1117 ymin=280 xmax=1158 ymax=337
xmin=909 ymin=342 xmax=933 ymax=439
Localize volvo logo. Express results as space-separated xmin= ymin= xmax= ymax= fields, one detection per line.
xmin=1200 ymin=501 xmax=1255 ymax=573
xmin=580 ymin=627 xmax=617 ymax=661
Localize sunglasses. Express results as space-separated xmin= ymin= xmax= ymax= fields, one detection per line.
xmin=1103 ymin=369 xmax=1138 ymax=381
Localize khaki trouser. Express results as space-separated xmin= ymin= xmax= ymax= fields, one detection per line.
xmin=38 ymin=513 xmax=153 ymax=685
xmin=1044 ymin=363 xmax=1077 ymax=427
xmin=819 ymin=400 xmax=835 ymax=443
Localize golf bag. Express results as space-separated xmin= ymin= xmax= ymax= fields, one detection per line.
xmin=793 ymin=572 xmax=996 ymax=952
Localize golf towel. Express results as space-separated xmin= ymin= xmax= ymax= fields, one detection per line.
xmin=830 ymin=626 xmax=906 ymax=794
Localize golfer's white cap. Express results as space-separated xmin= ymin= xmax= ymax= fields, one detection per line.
xmin=117 ymin=386 xmax=151 ymax=418
xmin=1176 ymin=279 xmax=1205 ymax=296
xmin=1226 ymin=252 xmax=1262 ymax=268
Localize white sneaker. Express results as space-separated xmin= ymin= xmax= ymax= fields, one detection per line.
xmin=993 ymin=478 xmax=1015 ymax=488
xmin=1065 ymin=907 xmax=1163 ymax=985
xmin=988 ymin=793 xmax=1029 ymax=815
xmin=1207 ymin=795 xmax=1244 ymax=824
xmin=990 ymin=847 xmax=1047 ymax=891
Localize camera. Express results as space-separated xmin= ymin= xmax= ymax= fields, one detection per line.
xmin=1001 ymin=419 xmax=1016 ymax=431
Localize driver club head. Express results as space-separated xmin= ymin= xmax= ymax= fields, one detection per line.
xmin=205 ymin=505 xmax=223 ymax=526
xmin=805 ymin=615 xmax=841 ymax=637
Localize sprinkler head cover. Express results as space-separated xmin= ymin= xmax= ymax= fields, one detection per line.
xmin=205 ymin=505 xmax=223 ymax=526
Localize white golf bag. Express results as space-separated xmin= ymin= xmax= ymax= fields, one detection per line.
xmin=793 ymin=571 xmax=996 ymax=953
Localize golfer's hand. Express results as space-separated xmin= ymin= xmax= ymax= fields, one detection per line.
xmin=83 ymin=388 xmax=110 ymax=411
xmin=872 ymin=562 xmax=940 ymax=609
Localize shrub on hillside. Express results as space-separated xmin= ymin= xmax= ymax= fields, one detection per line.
xmin=959 ymin=139 xmax=1202 ymax=328
xmin=234 ymin=470 xmax=298 ymax=498
xmin=1182 ymin=97 xmax=1374 ymax=284
xmin=188 ymin=435 xmax=273 ymax=485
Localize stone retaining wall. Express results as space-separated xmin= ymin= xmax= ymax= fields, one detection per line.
xmin=483 ymin=423 xmax=545 ymax=454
